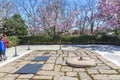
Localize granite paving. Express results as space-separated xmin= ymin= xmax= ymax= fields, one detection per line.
xmin=0 ymin=48 xmax=120 ymax=80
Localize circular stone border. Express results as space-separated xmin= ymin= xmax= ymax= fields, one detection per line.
xmin=66 ymin=57 xmax=96 ymax=68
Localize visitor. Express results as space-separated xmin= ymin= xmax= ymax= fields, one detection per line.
xmin=0 ymin=36 xmax=5 ymax=61
xmin=1 ymin=33 xmax=10 ymax=60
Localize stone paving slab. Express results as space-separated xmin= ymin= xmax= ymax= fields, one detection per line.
xmin=0 ymin=49 xmax=120 ymax=80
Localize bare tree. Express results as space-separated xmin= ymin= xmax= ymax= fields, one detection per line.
xmin=86 ymin=0 xmax=98 ymax=34
xmin=73 ymin=0 xmax=89 ymax=35
xmin=15 ymin=0 xmax=40 ymax=36
xmin=0 ymin=0 xmax=15 ymax=18
xmin=73 ymin=0 xmax=99 ymax=35
xmin=0 ymin=0 xmax=15 ymax=30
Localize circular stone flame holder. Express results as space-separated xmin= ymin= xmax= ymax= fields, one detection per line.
xmin=66 ymin=57 xmax=96 ymax=68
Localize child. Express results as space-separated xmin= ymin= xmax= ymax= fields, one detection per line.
xmin=2 ymin=34 xmax=9 ymax=60
xmin=0 ymin=36 xmax=5 ymax=61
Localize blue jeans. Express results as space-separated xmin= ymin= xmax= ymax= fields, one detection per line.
xmin=2 ymin=49 xmax=5 ymax=55
xmin=0 ymin=52 xmax=3 ymax=60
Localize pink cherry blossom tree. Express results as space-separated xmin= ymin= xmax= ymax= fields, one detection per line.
xmin=95 ymin=0 xmax=120 ymax=34
xmin=35 ymin=0 xmax=79 ymax=37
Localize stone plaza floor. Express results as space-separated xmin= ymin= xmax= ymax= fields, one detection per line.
xmin=0 ymin=47 xmax=120 ymax=80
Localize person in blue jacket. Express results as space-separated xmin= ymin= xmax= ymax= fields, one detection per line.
xmin=0 ymin=36 xmax=5 ymax=61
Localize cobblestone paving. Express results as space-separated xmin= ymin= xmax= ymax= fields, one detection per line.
xmin=0 ymin=48 xmax=120 ymax=80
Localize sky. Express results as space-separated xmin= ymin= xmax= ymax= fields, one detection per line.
xmin=8 ymin=0 xmax=78 ymax=20
xmin=0 ymin=0 xmax=101 ymax=33
xmin=1 ymin=0 xmax=98 ymax=27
